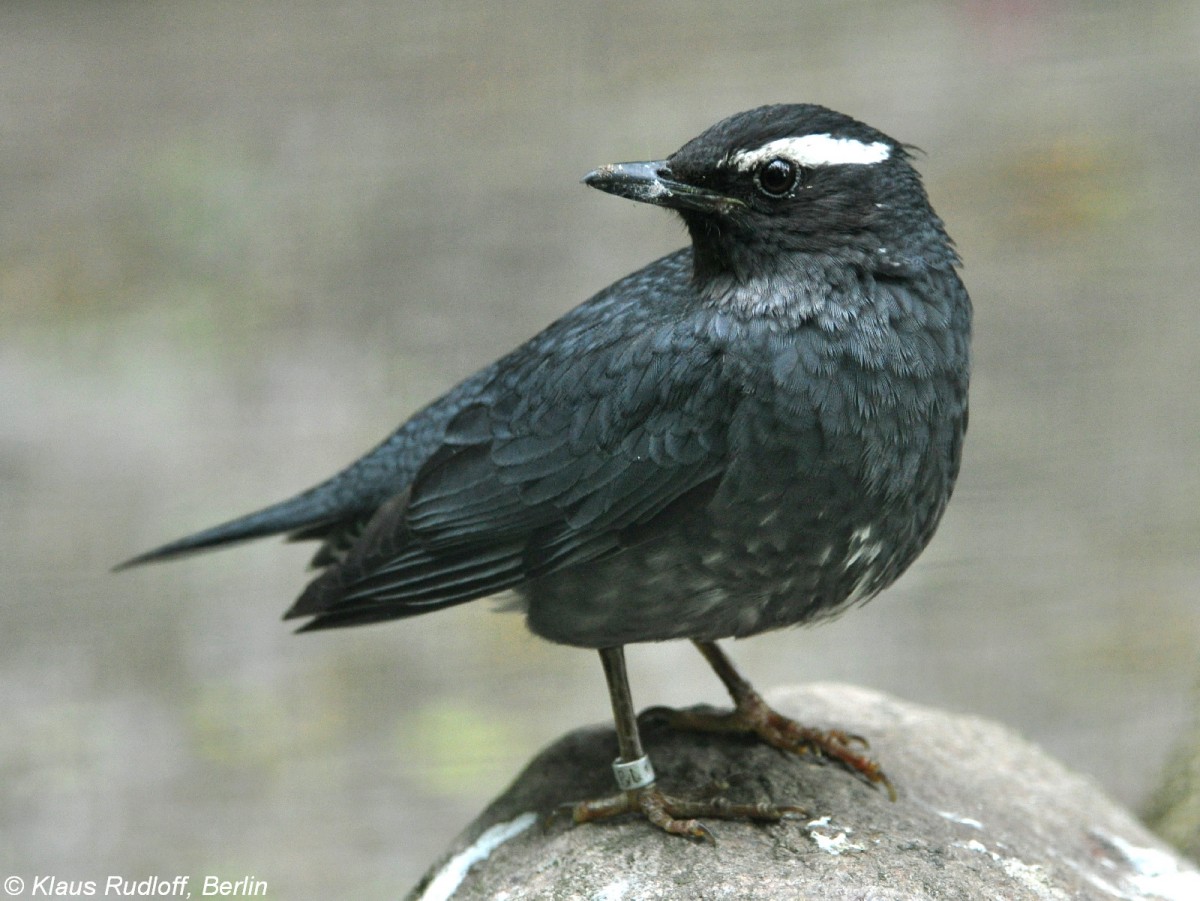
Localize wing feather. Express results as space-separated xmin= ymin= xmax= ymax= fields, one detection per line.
xmin=290 ymin=300 xmax=734 ymax=630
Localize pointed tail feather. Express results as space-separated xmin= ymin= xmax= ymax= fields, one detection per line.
xmin=113 ymin=496 xmax=351 ymax=571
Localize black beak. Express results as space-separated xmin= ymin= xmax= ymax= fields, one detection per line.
xmin=583 ymin=160 xmax=743 ymax=215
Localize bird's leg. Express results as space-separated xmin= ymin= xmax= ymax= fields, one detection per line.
xmin=652 ymin=640 xmax=895 ymax=800
xmin=566 ymin=645 xmax=802 ymax=839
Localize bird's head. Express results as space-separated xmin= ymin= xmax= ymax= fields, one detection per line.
xmin=584 ymin=104 xmax=955 ymax=283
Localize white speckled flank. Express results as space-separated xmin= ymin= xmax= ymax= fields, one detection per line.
xmin=730 ymin=134 xmax=891 ymax=171
xmin=845 ymin=565 xmax=880 ymax=606
xmin=843 ymin=524 xmax=884 ymax=570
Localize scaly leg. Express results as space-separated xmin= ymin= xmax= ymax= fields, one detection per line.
xmin=653 ymin=640 xmax=895 ymax=800
xmin=567 ymin=645 xmax=804 ymax=839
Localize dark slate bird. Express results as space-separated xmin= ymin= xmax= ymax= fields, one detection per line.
xmin=120 ymin=104 xmax=971 ymax=837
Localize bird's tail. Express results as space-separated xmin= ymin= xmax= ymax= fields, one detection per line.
xmin=113 ymin=486 xmax=352 ymax=571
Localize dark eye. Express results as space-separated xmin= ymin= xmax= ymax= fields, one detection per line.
xmin=756 ymin=158 xmax=799 ymax=196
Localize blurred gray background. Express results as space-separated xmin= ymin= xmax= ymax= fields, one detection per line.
xmin=3 ymin=1 xmax=1198 ymax=897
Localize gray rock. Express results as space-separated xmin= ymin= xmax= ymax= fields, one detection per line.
xmin=407 ymin=684 xmax=1199 ymax=900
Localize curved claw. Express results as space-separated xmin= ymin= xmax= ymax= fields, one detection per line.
xmin=653 ymin=700 xmax=894 ymax=799
xmin=639 ymin=789 xmax=714 ymax=841
xmin=838 ymin=730 xmax=871 ymax=750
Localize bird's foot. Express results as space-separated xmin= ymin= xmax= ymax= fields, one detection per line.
xmin=647 ymin=692 xmax=896 ymax=800
xmin=564 ymin=784 xmax=803 ymax=841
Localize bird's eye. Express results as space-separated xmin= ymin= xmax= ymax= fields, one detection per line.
xmin=755 ymin=158 xmax=799 ymax=196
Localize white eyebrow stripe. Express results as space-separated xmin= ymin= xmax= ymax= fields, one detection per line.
xmin=730 ymin=134 xmax=891 ymax=170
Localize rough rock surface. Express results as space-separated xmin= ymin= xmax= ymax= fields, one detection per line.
xmin=407 ymin=684 xmax=1199 ymax=900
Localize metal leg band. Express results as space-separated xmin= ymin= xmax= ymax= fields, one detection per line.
xmin=612 ymin=754 xmax=656 ymax=791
